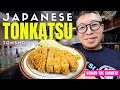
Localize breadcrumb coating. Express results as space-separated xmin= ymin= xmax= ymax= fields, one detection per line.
xmin=27 ymin=47 xmax=79 ymax=75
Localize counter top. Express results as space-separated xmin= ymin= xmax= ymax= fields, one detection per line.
xmin=0 ymin=64 xmax=27 ymax=79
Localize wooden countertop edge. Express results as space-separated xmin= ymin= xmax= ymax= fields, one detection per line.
xmin=0 ymin=63 xmax=18 ymax=73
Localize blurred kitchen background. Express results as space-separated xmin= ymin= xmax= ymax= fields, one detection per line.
xmin=0 ymin=11 xmax=120 ymax=72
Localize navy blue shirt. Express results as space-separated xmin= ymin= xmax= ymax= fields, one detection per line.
xmin=71 ymin=43 xmax=120 ymax=79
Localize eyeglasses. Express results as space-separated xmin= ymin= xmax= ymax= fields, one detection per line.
xmin=76 ymin=21 xmax=103 ymax=34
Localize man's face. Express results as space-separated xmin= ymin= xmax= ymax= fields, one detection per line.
xmin=76 ymin=13 xmax=104 ymax=50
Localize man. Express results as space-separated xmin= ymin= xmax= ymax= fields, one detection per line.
xmin=71 ymin=11 xmax=120 ymax=79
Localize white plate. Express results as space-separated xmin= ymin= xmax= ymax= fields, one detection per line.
xmin=19 ymin=46 xmax=86 ymax=79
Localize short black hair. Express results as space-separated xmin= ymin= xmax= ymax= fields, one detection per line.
xmin=76 ymin=11 xmax=102 ymax=24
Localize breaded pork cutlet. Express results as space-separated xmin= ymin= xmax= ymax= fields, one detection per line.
xmin=53 ymin=49 xmax=61 ymax=74
xmin=59 ymin=50 xmax=70 ymax=75
xmin=64 ymin=50 xmax=79 ymax=72
xmin=27 ymin=50 xmax=38 ymax=69
xmin=46 ymin=48 xmax=55 ymax=73
xmin=27 ymin=46 xmax=79 ymax=75
xmin=27 ymin=47 xmax=47 ymax=72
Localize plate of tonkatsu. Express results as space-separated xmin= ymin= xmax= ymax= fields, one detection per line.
xmin=19 ymin=40 xmax=86 ymax=79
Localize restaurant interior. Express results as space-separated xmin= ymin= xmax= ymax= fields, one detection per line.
xmin=0 ymin=11 xmax=120 ymax=79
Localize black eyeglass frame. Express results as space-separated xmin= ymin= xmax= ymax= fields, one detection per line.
xmin=76 ymin=21 xmax=103 ymax=34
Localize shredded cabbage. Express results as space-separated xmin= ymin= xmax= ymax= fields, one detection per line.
xmin=36 ymin=39 xmax=62 ymax=49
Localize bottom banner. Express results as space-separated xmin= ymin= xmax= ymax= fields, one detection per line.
xmin=85 ymin=70 xmax=120 ymax=76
